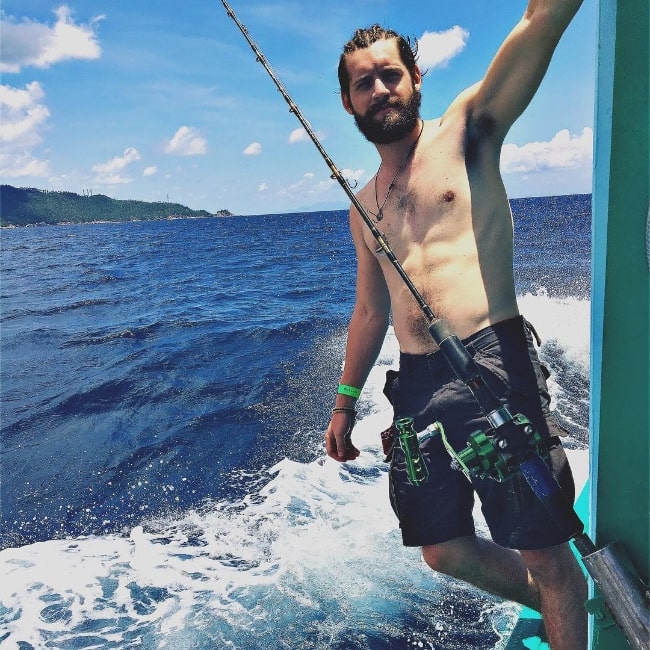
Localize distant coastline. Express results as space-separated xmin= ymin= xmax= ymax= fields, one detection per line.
xmin=0 ymin=185 xmax=232 ymax=227
xmin=1 ymin=186 xmax=591 ymax=228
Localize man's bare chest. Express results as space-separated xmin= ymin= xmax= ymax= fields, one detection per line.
xmin=362 ymin=160 xmax=471 ymax=257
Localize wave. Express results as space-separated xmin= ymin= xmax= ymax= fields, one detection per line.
xmin=0 ymin=426 xmax=588 ymax=650
xmin=1 ymin=298 xmax=116 ymax=323
xmin=61 ymin=323 xmax=162 ymax=347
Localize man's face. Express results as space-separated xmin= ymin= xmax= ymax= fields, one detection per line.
xmin=341 ymin=39 xmax=422 ymax=145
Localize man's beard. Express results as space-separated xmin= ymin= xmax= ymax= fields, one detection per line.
xmin=352 ymin=88 xmax=422 ymax=145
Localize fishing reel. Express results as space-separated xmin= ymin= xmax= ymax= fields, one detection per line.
xmin=439 ymin=412 xmax=548 ymax=483
xmin=394 ymin=412 xmax=547 ymax=486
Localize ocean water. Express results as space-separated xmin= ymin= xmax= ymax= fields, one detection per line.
xmin=0 ymin=194 xmax=591 ymax=649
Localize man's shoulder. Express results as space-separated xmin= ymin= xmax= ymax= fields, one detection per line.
xmin=441 ymin=82 xmax=479 ymax=123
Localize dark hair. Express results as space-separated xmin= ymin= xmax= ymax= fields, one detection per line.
xmin=337 ymin=25 xmax=419 ymax=96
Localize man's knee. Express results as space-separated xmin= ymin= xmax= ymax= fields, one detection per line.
xmin=421 ymin=536 xmax=475 ymax=576
xmin=519 ymin=543 xmax=580 ymax=585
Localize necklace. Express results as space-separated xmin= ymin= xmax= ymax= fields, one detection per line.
xmin=373 ymin=120 xmax=424 ymax=222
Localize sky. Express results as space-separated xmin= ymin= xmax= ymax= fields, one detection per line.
xmin=1 ymin=1 xmax=597 ymax=216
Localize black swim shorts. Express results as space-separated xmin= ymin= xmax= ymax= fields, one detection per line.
xmin=387 ymin=316 xmax=575 ymax=550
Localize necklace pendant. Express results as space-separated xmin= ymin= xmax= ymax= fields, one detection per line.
xmin=373 ymin=120 xmax=424 ymax=225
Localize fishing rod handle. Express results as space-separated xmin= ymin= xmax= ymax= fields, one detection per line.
xmin=428 ymin=318 xmax=503 ymax=415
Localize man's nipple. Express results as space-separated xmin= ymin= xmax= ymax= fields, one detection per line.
xmin=442 ymin=190 xmax=455 ymax=203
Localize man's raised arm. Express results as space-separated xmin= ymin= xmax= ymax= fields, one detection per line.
xmin=467 ymin=0 xmax=584 ymax=141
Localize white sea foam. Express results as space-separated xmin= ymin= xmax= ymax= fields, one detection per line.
xmin=0 ymin=449 xmax=497 ymax=649
xmin=518 ymin=289 xmax=591 ymax=439
xmin=518 ymin=289 xmax=590 ymax=374
xmin=0 ymin=441 xmax=588 ymax=650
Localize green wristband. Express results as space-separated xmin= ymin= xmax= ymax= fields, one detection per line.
xmin=337 ymin=383 xmax=361 ymax=399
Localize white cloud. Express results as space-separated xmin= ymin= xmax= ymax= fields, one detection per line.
xmin=501 ymin=128 xmax=593 ymax=174
xmin=164 ymin=126 xmax=207 ymax=156
xmin=279 ymin=171 xmax=343 ymax=199
xmin=0 ymin=152 xmax=49 ymax=179
xmin=288 ymin=128 xmax=309 ymax=144
xmin=0 ymin=82 xmax=49 ymax=144
xmin=340 ymin=168 xmax=366 ymax=186
xmin=243 ymin=142 xmax=262 ymax=156
xmin=92 ymin=147 xmax=140 ymax=174
xmin=143 ymin=166 xmax=157 ymax=177
xmin=288 ymin=127 xmax=326 ymax=145
xmin=1 ymin=5 xmax=104 ymax=74
xmin=258 ymin=182 xmax=269 ymax=192
xmin=0 ymin=81 xmax=50 ymax=178
xmin=279 ymin=172 xmax=311 ymax=195
xmin=0 ymin=81 xmax=45 ymax=112
xmin=417 ymin=26 xmax=469 ymax=71
xmin=91 ymin=147 xmax=141 ymax=184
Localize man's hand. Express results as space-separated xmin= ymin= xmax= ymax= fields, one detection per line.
xmin=325 ymin=410 xmax=360 ymax=462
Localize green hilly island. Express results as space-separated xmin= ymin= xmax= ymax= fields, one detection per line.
xmin=0 ymin=185 xmax=232 ymax=227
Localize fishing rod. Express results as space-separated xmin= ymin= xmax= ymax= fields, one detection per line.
xmin=220 ymin=4 xmax=649 ymax=646
xmin=219 ymin=0 xmax=580 ymax=527
xmin=220 ymin=1 xmax=431 ymax=322
xmin=220 ymin=0 xmax=503 ymax=412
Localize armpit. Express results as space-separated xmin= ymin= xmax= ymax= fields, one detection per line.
xmin=465 ymin=111 xmax=498 ymax=165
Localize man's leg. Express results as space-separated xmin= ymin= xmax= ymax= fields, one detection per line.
xmin=422 ymin=536 xmax=588 ymax=649
xmin=421 ymin=535 xmax=541 ymax=611
xmin=520 ymin=544 xmax=588 ymax=650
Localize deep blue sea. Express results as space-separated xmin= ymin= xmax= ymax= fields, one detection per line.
xmin=0 ymin=194 xmax=591 ymax=649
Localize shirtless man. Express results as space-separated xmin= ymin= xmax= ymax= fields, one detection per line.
xmin=324 ymin=3 xmax=587 ymax=648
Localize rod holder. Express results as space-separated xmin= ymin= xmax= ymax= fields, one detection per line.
xmin=582 ymin=543 xmax=650 ymax=650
